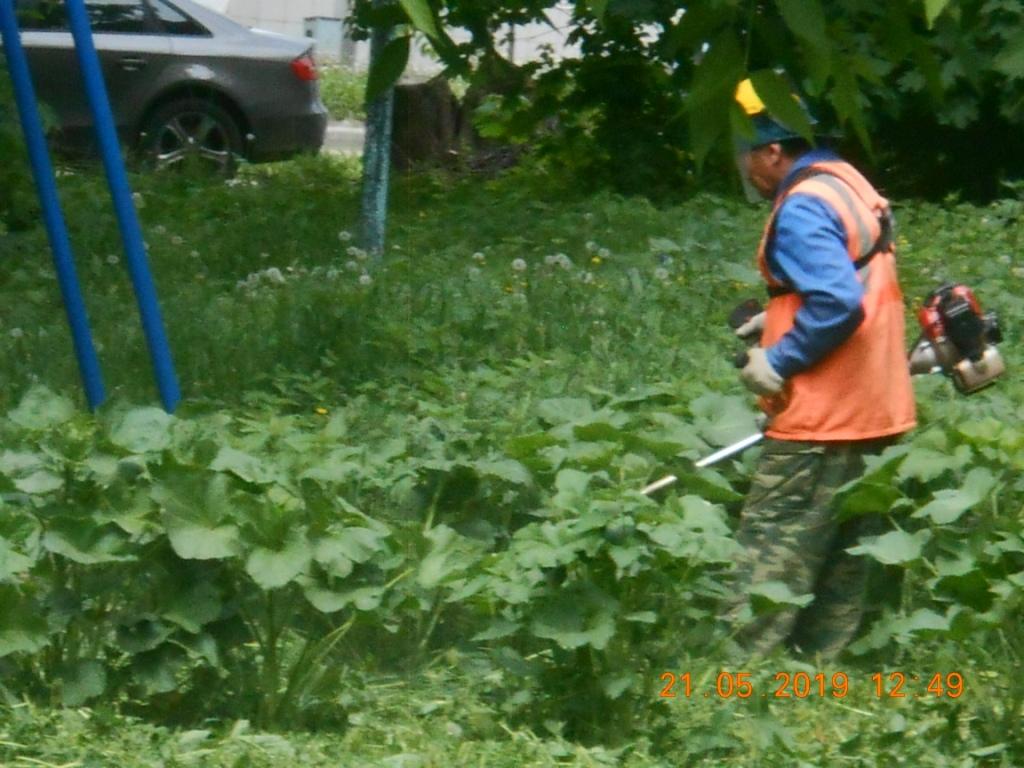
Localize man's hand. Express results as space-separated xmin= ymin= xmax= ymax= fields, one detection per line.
xmin=740 ymin=347 xmax=784 ymax=395
xmin=734 ymin=311 xmax=766 ymax=342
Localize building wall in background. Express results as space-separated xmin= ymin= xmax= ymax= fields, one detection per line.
xmin=192 ymin=0 xmax=577 ymax=74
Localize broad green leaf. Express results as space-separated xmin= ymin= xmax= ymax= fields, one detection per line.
xmin=477 ymin=458 xmax=532 ymax=486
xmin=776 ymin=0 xmax=827 ymax=48
xmin=994 ymin=30 xmax=1024 ymax=81
xmin=846 ymin=529 xmax=930 ymax=565
xmin=314 ymin=527 xmax=388 ymax=566
xmin=749 ymin=69 xmax=815 ymax=142
xmin=531 ymin=588 xmax=617 ymax=650
xmin=162 ymin=582 xmax=223 ymax=633
xmin=748 ymin=581 xmax=814 ymax=608
xmin=536 ymin=397 xmax=593 ymax=425
xmin=832 ymin=68 xmax=871 ymax=150
xmin=552 ymin=468 xmax=590 ymax=510
xmin=472 ymin=619 xmax=519 ymax=642
xmin=165 ymin=521 xmax=240 ymax=560
xmin=132 ymin=645 xmax=185 ymax=695
xmin=590 ymin=0 xmax=609 ymax=22
xmin=0 ymin=450 xmax=43 ymax=477
xmin=9 ymin=385 xmax=74 ymax=430
xmin=398 ymin=0 xmax=439 ymax=39
xmin=0 ymin=538 xmax=33 ymax=581
xmin=60 ymin=660 xmax=106 ymax=706
xmin=0 ymin=586 xmax=48 ymax=657
xmin=42 ymin=523 xmax=133 ymax=564
xmin=109 ymin=407 xmax=174 ymax=454
xmin=366 ymin=35 xmax=411 ymax=103
xmin=688 ymin=31 xmax=744 ymax=107
xmin=690 ymin=392 xmax=759 ymax=445
xmin=678 ymin=469 xmax=744 ymax=504
xmin=418 ymin=525 xmax=483 ymax=589
xmin=246 ymin=535 xmax=312 ymax=590
xmin=602 ymin=674 xmax=634 ymax=700
xmin=912 ymin=467 xmax=997 ymax=524
xmin=14 ymin=469 xmax=63 ymax=495
xmin=116 ymin=620 xmax=173 ymax=654
xmin=303 ymin=584 xmax=384 ymax=613
xmin=210 ymin=447 xmax=278 ymax=485
xmin=896 ymin=446 xmax=969 ymax=484
xmin=923 ymin=0 xmax=950 ymax=28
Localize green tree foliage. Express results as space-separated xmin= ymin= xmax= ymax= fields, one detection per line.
xmin=356 ymin=0 xmax=1024 ymax=197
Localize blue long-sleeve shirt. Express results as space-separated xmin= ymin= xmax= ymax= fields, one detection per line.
xmin=764 ymin=148 xmax=866 ymax=379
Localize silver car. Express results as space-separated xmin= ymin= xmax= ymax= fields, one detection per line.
xmin=13 ymin=0 xmax=328 ymax=170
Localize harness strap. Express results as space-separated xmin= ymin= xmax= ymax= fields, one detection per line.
xmin=765 ymin=166 xmax=894 ymax=298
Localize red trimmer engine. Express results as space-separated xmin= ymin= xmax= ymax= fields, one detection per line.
xmin=913 ymin=283 xmax=1005 ymax=394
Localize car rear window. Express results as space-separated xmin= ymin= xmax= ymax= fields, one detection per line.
xmin=13 ymin=0 xmax=205 ymax=34
xmin=151 ymin=0 xmax=209 ymax=36
xmin=85 ymin=0 xmax=149 ymax=32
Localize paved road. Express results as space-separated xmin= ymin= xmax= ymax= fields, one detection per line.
xmin=323 ymin=120 xmax=365 ymax=155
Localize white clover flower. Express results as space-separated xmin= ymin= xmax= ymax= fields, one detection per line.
xmin=345 ymin=260 xmax=359 ymax=272
xmin=346 ymin=245 xmax=361 ymax=257
xmin=359 ymin=273 xmax=373 ymax=286
xmin=355 ymin=249 xmax=369 ymax=261
xmin=555 ymin=253 xmax=572 ymax=270
xmin=154 ymin=224 xmax=167 ymax=235
xmin=326 ymin=268 xmax=339 ymax=280
xmin=190 ymin=250 xmax=200 ymax=259
xmin=260 ymin=252 xmax=270 ymax=259
xmin=585 ymin=241 xmax=598 ymax=253
xmin=511 ymin=258 xmax=527 ymax=272
xmin=598 ymin=247 xmax=611 ymax=259
xmin=998 ymin=254 xmax=1011 ymax=264
xmin=132 ymin=192 xmax=145 ymax=208
xmin=581 ymin=271 xmax=595 ymax=285
xmin=264 ymin=267 xmax=286 ymax=285
xmin=338 ymin=230 xmax=353 ymax=242
xmin=171 ymin=235 xmax=184 ymax=246
xmin=472 ymin=251 xmax=486 ymax=262
xmin=583 ymin=212 xmax=594 ymax=221
xmin=654 ymin=267 xmax=670 ymax=281
xmin=106 ymin=254 xmax=119 ymax=265
xmin=468 ymin=266 xmax=481 ymax=277
xmin=10 ymin=328 xmax=24 ymax=339
xmin=544 ymin=254 xmax=557 ymax=266
xmin=1013 ymin=267 xmax=1024 ymax=279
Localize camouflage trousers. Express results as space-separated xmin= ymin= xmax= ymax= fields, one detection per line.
xmin=729 ymin=437 xmax=891 ymax=659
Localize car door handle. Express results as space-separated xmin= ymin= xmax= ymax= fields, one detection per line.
xmin=118 ymin=56 xmax=148 ymax=71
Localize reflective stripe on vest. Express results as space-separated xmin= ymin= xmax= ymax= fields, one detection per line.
xmin=755 ymin=160 xmax=916 ymax=442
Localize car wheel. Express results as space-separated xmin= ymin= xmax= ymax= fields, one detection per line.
xmin=141 ymin=98 xmax=243 ymax=174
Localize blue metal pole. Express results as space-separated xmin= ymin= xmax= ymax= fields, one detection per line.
xmin=64 ymin=0 xmax=181 ymax=413
xmin=0 ymin=0 xmax=106 ymax=409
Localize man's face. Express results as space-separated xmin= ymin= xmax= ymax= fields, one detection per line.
xmin=741 ymin=143 xmax=784 ymax=199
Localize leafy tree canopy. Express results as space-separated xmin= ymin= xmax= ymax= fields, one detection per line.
xmin=355 ymin=0 xmax=1024 ymax=197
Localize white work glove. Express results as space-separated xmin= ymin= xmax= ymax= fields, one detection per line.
xmin=740 ymin=347 xmax=785 ymax=396
xmin=734 ymin=311 xmax=766 ymax=342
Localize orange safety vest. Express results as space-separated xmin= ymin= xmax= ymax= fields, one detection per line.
xmin=756 ymin=159 xmax=916 ymax=441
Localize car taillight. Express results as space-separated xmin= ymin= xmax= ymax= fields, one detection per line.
xmin=290 ymin=52 xmax=318 ymax=81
